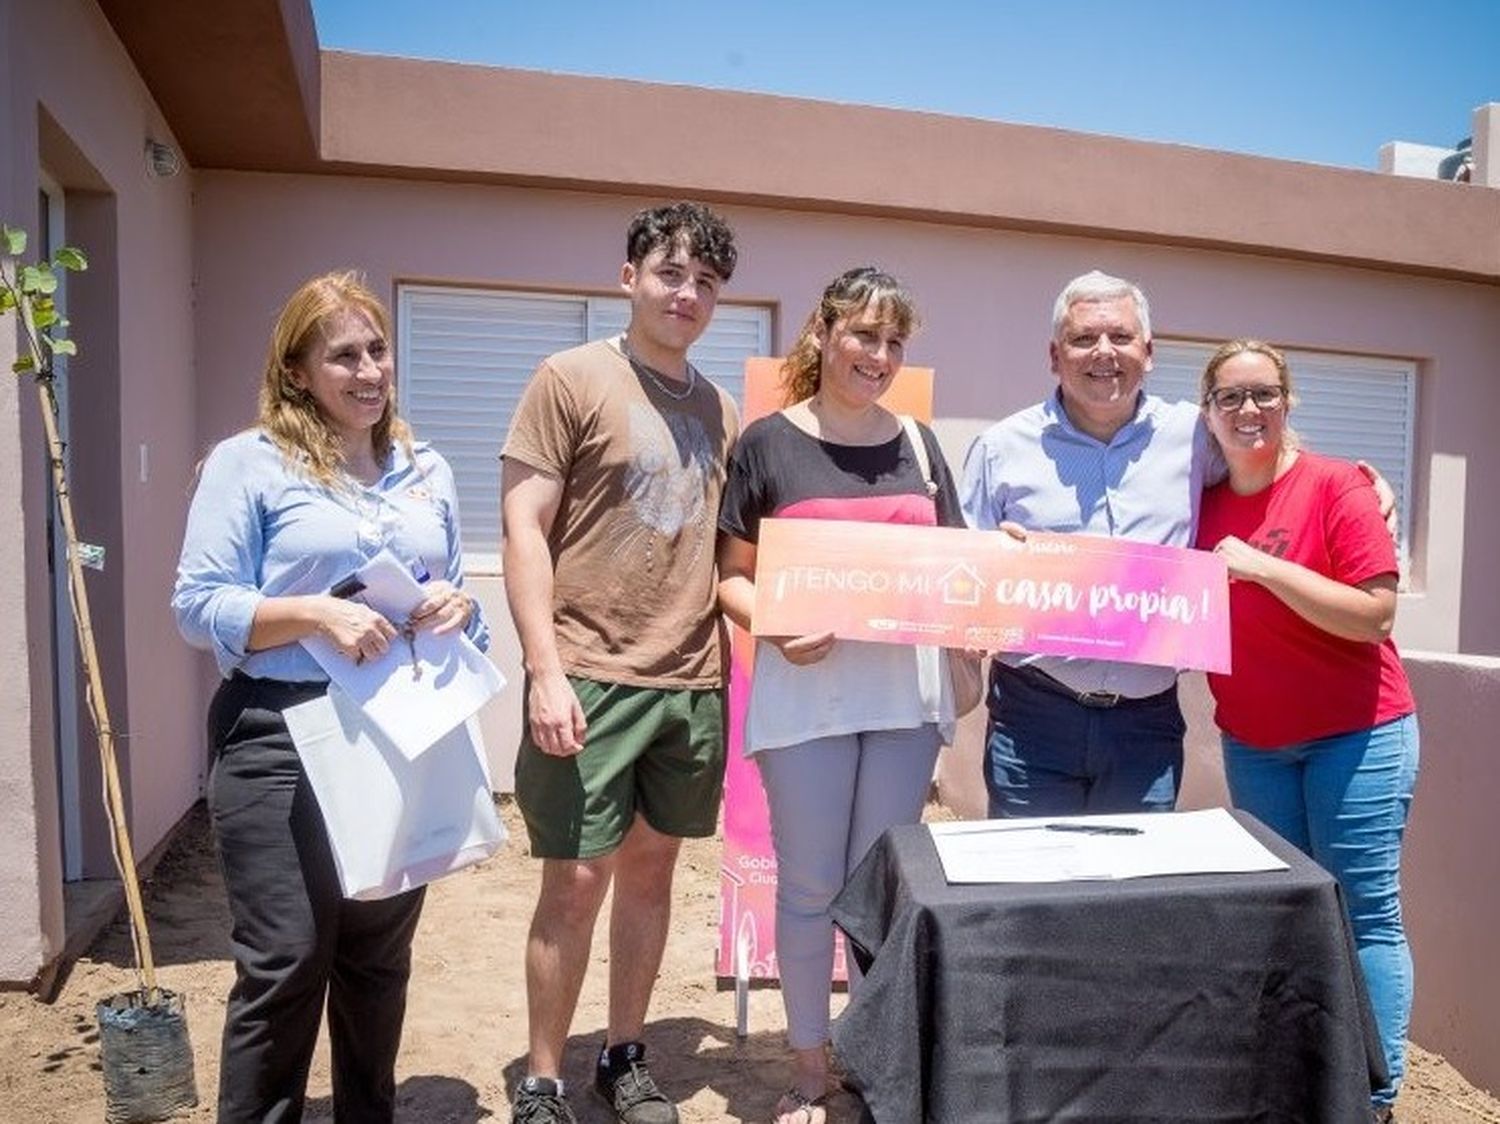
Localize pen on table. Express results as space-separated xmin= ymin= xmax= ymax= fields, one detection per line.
xmin=936 ymin=821 xmax=1144 ymax=838
xmin=1043 ymin=823 xmax=1142 ymax=837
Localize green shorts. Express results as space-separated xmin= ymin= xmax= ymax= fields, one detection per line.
xmin=515 ymin=676 xmax=726 ymax=860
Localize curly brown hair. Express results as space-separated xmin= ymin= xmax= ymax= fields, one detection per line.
xmin=256 ymin=270 xmax=413 ymax=489
xmin=781 ymin=267 xmax=920 ymax=406
xmin=626 ymin=202 xmax=738 ymax=280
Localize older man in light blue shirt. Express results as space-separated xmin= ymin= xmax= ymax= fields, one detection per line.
xmin=961 ymin=271 xmax=1215 ymax=816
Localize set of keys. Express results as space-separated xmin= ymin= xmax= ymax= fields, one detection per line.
xmin=332 ymin=568 xmax=441 ymax=681
xmin=400 ymin=622 xmax=422 ymax=681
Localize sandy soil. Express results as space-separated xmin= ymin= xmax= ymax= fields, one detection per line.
xmin=3 ymin=799 xmax=1497 ymax=1124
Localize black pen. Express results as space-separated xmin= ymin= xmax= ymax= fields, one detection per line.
xmin=329 ymin=574 xmax=366 ymax=599
xmin=1044 ymin=823 xmax=1142 ymax=837
xmin=934 ymin=821 xmax=1144 ymax=838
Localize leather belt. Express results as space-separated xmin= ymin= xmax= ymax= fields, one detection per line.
xmin=997 ymin=662 xmax=1174 ymax=710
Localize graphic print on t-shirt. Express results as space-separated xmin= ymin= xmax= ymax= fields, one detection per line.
xmin=618 ymin=400 xmax=718 ymax=569
xmin=1248 ymin=526 xmax=1291 ymax=558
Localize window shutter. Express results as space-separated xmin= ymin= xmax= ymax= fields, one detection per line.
xmin=1152 ymin=340 xmax=1416 ymax=573
xmin=585 ymin=298 xmax=629 ymax=349
xmin=400 ymin=285 xmax=771 ymax=567
xmin=587 ymin=297 xmax=769 ymax=403
xmin=398 ymin=289 xmax=587 ymax=567
xmin=680 ymin=303 xmax=772 ymax=403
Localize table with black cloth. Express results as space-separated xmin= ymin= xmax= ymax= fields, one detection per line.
xmin=829 ymin=811 xmax=1384 ymax=1123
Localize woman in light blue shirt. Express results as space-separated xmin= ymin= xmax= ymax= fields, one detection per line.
xmin=172 ymin=271 xmax=485 ymax=1123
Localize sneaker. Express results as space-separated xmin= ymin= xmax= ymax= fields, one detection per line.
xmin=512 ymin=1076 xmax=577 ymax=1124
xmin=594 ymin=1041 xmax=678 ymax=1124
xmin=1372 ymin=1108 xmax=1397 ymax=1124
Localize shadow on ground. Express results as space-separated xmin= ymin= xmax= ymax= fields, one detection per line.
xmin=84 ymin=802 xmax=234 ymax=972
xmin=306 ymin=1074 xmax=492 ymax=1122
xmin=498 ymin=1017 xmax=869 ymax=1123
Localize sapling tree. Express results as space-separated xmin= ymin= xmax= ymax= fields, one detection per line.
xmin=1 ymin=223 xmax=161 ymax=999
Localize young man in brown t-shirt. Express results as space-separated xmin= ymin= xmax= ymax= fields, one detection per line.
xmin=501 ymin=202 xmax=739 ymax=1124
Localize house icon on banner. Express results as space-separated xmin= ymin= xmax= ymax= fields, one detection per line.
xmin=937 ymin=562 xmax=984 ymax=606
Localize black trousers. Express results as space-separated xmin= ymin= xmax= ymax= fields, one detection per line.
xmin=207 ymin=674 xmax=426 ymax=1124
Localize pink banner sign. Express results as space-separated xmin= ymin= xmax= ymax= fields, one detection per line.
xmin=752 ymin=519 xmax=1231 ymax=673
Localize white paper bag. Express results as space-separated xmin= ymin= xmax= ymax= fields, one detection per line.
xmin=284 ymin=686 xmax=506 ymax=900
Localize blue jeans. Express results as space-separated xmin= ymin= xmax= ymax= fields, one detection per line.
xmin=984 ymin=665 xmax=1184 ymax=817
xmin=1222 ymin=714 xmax=1420 ymax=1108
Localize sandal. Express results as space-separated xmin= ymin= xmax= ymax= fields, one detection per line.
xmin=773 ymin=1087 xmax=828 ymax=1124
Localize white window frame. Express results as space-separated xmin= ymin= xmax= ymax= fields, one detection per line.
xmin=397 ymin=284 xmax=772 ymax=572
xmin=1150 ymin=339 xmax=1417 ymax=579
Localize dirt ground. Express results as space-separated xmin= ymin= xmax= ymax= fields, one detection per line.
xmin=3 ymin=799 xmax=1497 ymax=1124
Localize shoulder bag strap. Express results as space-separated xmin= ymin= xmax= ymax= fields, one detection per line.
xmin=898 ymin=414 xmax=938 ymax=498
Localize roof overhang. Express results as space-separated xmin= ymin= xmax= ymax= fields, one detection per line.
xmin=98 ymin=0 xmax=321 ymax=171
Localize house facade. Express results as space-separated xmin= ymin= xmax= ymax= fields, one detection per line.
xmin=3 ymin=0 xmax=1498 ymax=1091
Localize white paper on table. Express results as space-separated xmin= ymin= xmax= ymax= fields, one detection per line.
xmin=300 ymin=549 xmax=504 ymax=759
xmin=929 ymin=808 xmax=1289 ymax=884
xmin=284 ymin=685 xmax=507 ymax=900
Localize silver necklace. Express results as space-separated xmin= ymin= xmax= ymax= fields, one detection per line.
xmin=622 ymin=339 xmax=696 ymax=401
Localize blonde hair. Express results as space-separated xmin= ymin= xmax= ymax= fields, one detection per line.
xmin=256 ymin=270 xmax=412 ymax=489
xmin=781 ymin=267 xmax=920 ymax=406
xmin=1200 ymin=338 xmax=1300 ymax=449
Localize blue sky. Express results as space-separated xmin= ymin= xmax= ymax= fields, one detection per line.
xmin=310 ymin=0 xmax=1498 ymax=171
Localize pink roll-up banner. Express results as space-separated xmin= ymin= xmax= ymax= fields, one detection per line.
xmin=716 ymin=651 xmax=785 ymax=983
xmin=715 ymin=361 xmax=937 ymax=992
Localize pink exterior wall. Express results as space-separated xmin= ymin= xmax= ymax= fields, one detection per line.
xmin=0 ymin=0 xmax=198 ymax=981
xmin=0 ymin=0 xmax=53 ymax=982
xmin=1401 ymin=654 xmax=1500 ymax=1094
xmin=319 ymin=54 xmax=1500 ymax=284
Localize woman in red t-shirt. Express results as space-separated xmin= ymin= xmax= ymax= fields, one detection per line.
xmin=1194 ymin=338 xmax=1418 ymax=1122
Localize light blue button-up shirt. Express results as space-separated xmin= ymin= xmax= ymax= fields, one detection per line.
xmin=960 ymin=390 xmax=1220 ymax=697
xmin=173 ymin=429 xmax=487 ymax=682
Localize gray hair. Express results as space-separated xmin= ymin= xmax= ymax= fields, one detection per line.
xmin=1051 ymin=270 xmax=1152 ymax=341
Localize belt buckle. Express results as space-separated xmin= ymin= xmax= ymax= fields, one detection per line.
xmin=1076 ymin=690 xmax=1121 ymax=709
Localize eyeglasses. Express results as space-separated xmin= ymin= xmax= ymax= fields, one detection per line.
xmin=1207 ymin=385 xmax=1285 ymax=412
